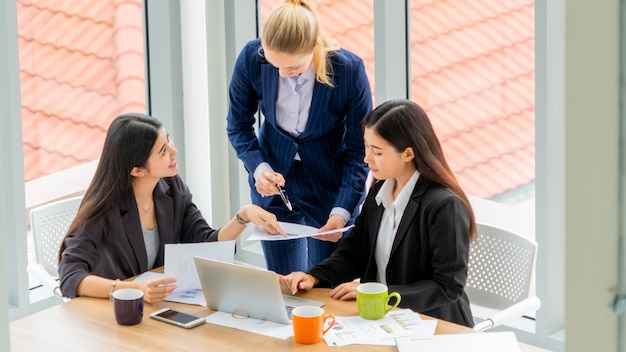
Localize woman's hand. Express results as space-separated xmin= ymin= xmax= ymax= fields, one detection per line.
xmin=240 ymin=204 xmax=286 ymax=236
xmin=219 ymin=204 xmax=286 ymax=241
xmin=277 ymin=271 xmax=317 ymax=295
xmin=328 ymin=281 xmax=359 ymax=301
xmin=138 ymin=277 xmax=177 ymax=304
xmin=255 ymin=171 xmax=285 ymax=197
xmin=312 ymin=214 xmax=346 ymax=242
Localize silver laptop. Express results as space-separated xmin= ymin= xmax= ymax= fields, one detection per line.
xmin=193 ymin=257 xmax=323 ymax=325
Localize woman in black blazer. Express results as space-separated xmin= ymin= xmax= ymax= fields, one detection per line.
xmin=279 ymin=99 xmax=477 ymax=327
xmin=58 ymin=113 xmax=284 ymax=303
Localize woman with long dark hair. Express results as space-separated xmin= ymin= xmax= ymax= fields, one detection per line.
xmin=59 ymin=113 xmax=283 ymax=303
xmin=279 ymin=99 xmax=477 ymax=327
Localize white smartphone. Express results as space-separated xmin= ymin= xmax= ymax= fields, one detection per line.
xmin=150 ymin=308 xmax=205 ymax=329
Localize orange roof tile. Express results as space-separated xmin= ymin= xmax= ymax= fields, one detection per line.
xmin=409 ymin=0 xmax=535 ymax=198
xmin=19 ymin=0 xmax=534 ymax=200
xmin=18 ymin=0 xmax=145 ymax=181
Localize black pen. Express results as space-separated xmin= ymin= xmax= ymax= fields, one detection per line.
xmin=276 ymin=184 xmax=293 ymax=211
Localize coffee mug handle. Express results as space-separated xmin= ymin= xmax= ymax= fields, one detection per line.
xmin=322 ymin=314 xmax=336 ymax=336
xmin=385 ymin=292 xmax=401 ymax=314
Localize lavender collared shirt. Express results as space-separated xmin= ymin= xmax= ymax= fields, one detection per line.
xmin=253 ymin=65 xmax=350 ymax=222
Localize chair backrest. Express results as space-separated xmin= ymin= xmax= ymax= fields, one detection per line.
xmin=465 ymin=222 xmax=538 ymax=310
xmin=30 ymin=196 xmax=83 ymax=278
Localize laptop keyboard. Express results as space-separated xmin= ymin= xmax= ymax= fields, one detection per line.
xmin=282 ymin=295 xmax=325 ymax=320
xmin=285 ymin=305 xmax=295 ymax=319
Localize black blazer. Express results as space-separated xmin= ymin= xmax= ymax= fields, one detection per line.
xmin=58 ymin=176 xmax=219 ymax=298
xmin=307 ymin=177 xmax=474 ymax=327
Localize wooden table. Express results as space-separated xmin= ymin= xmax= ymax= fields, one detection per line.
xmin=11 ymin=264 xmax=551 ymax=352
xmin=11 ymin=287 xmax=478 ymax=351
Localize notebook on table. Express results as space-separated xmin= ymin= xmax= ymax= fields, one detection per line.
xmin=193 ymin=256 xmax=324 ymax=325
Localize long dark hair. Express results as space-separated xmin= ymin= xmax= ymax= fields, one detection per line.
xmin=362 ymin=99 xmax=477 ymax=239
xmin=58 ymin=113 xmax=162 ymax=262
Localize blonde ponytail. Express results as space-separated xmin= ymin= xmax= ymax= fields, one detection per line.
xmin=262 ymin=0 xmax=340 ymax=86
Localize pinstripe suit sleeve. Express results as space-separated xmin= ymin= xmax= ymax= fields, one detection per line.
xmin=226 ymin=40 xmax=267 ymax=174
xmin=334 ymin=54 xmax=371 ymax=213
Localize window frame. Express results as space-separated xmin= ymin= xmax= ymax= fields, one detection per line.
xmin=3 ymin=0 xmax=30 ymax=326
xmin=535 ymin=0 xmax=566 ymax=349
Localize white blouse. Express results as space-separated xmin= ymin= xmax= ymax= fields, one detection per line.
xmin=374 ymin=171 xmax=420 ymax=284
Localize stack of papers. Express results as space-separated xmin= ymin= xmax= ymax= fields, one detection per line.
xmin=203 ymin=308 xmax=437 ymax=345
xmin=324 ymin=309 xmax=437 ymax=347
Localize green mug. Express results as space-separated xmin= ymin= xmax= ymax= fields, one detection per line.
xmin=356 ymin=282 xmax=401 ymax=320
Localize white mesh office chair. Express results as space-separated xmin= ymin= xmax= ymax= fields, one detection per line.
xmin=466 ymin=222 xmax=541 ymax=331
xmin=27 ymin=196 xmax=83 ymax=302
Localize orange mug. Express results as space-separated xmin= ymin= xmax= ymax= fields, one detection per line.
xmin=292 ymin=306 xmax=335 ymax=344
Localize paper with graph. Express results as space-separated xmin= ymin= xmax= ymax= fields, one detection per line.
xmin=162 ymin=240 xmax=235 ymax=305
xmin=323 ymin=309 xmax=435 ymax=347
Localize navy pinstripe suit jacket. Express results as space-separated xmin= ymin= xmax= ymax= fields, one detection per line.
xmin=227 ymin=39 xmax=372 ymax=226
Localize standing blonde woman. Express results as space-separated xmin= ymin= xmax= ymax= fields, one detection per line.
xmin=227 ymin=0 xmax=372 ymax=274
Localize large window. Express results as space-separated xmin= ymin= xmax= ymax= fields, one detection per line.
xmin=16 ymin=0 xmax=146 ymax=305
xmin=408 ymin=2 xmax=539 ymax=333
xmin=407 ymin=0 xmax=540 ymax=340
xmin=18 ymin=0 xmax=146 ymax=183
xmin=410 ymin=0 xmax=535 ymax=205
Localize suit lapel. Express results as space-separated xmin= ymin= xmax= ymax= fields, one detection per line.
xmin=261 ymin=64 xmax=278 ymax=126
xmin=120 ymin=192 xmax=148 ymax=273
xmin=364 ymin=191 xmax=385 ymax=279
xmin=153 ymin=180 xmax=174 ymax=266
xmin=299 ymin=82 xmax=331 ymax=139
xmin=119 ymin=180 xmax=174 ymax=273
xmin=390 ymin=177 xmax=430 ymax=256
xmin=367 ymin=198 xmax=385 ymax=245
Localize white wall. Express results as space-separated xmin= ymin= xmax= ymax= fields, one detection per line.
xmin=565 ymin=0 xmax=620 ymax=351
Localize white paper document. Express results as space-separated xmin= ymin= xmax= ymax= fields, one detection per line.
xmin=247 ymin=221 xmax=355 ymax=241
xmin=323 ymin=309 xmax=431 ymax=347
xmin=346 ymin=319 xmax=438 ymax=346
xmin=133 ymin=271 xmax=164 ymax=283
xmin=395 ymin=331 xmax=522 ymax=352
xmin=136 ymin=241 xmax=236 ymax=305
xmin=204 ymin=311 xmax=294 ymax=339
